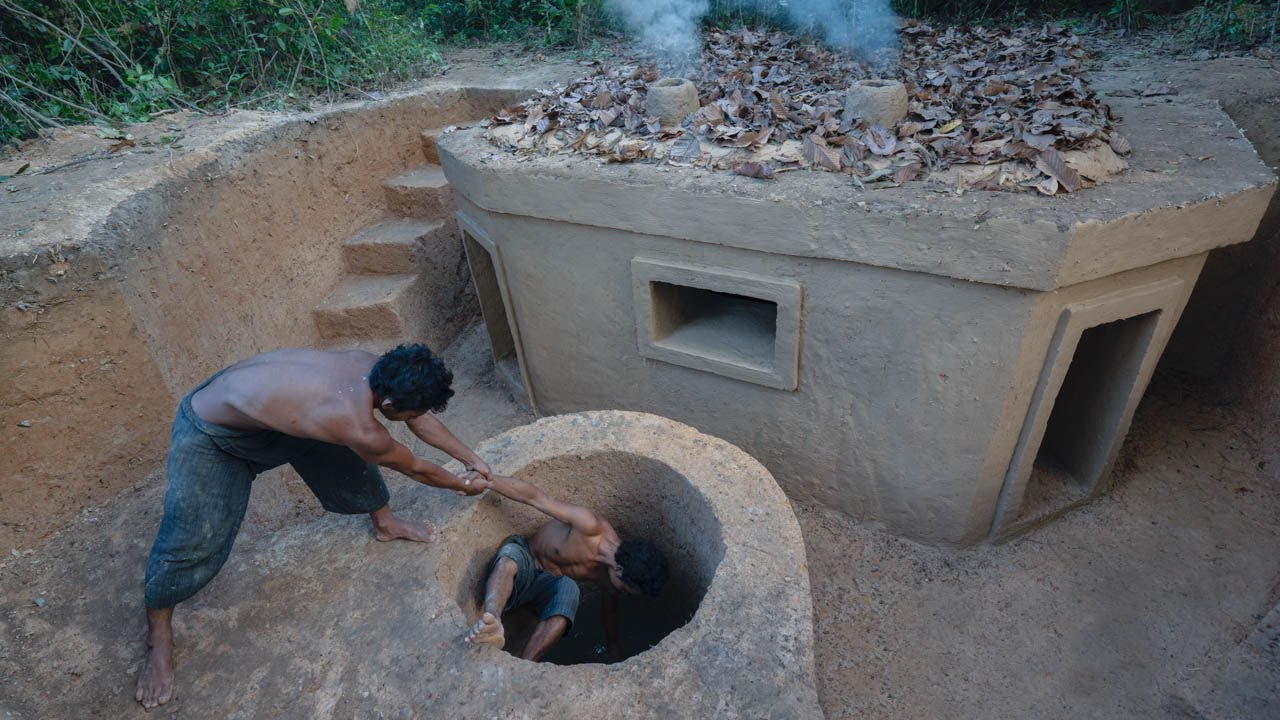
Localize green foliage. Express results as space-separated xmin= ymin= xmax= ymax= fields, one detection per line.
xmin=700 ymin=0 xmax=1271 ymax=36
xmin=888 ymin=0 xmax=1278 ymax=40
xmin=394 ymin=0 xmax=607 ymax=46
xmin=887 ymin=1 xmax=1201 ymax=24
xmin=1 ymin=0 xmax=442 ymax=145
xmin=4 ymin=0 xmax=1276 ymax=148
xmin=1177 ymin=1 xmax=1280 ymax=47
xmin=703 ymin=1 xmax=789 ymax=29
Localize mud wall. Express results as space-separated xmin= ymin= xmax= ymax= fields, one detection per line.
xmin=452 ymin=192 xmax=1222 ymax=544
xmin=111 ymin=88 xmax=518 ymax=394
xmin=1155 ymin=68 xmax=1280 ymax=451
xmin=0 ymin=87 xmax=529 ymax=550
xmin=1 ymin=251 xmax=173 ymax=551
xmin=455 ymin=197 xmax=1038 ymax=543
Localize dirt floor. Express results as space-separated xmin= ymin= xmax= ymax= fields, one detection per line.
xmin=2 ymin=325 xmax=1276 ymax=719
xmin=804 ymin=379 xmax=1280 ymax=719
xmin=2 ymin=40 xmax=1279 ymax=719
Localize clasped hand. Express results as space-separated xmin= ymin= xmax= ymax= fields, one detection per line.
xmin=455 ymin=468 xmax=492 ymax=496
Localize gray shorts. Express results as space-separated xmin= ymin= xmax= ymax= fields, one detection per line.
xmin=492 ymin=535 xmax=580 ymax=629
xmin=143 ymin=370 xmax=390 ymax=609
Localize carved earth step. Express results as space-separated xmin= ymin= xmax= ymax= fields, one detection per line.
xmin=420 ymin=127 xmax=452 ymax=164
xmin=313 ymin=274 xmax=418 ymax=341
xmin=383 ymin=165 xmax=453 ymax=218
xmin=342 ymin=219 xmax=450 ymax=275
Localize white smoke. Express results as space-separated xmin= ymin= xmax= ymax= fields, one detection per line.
xmin=606 ymin=0 xmax=899 ymax=67
xmin=606 ymin=0 xmax=710 ymax=66
xmin=784 ymin=0 xmax=899 ymax=57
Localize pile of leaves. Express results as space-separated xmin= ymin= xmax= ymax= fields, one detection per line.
xmin=893 ymin=22 xmax=1127 ymax=193
xmin=485 ymin=24 xmax=1130 ymax=194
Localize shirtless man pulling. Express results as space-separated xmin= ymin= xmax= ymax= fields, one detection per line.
xmin=136 ymin=345 xmax=494 ymax=708
xmin=464 ymin=474 xmax=669 ymax=661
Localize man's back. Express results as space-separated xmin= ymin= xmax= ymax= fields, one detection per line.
xmin=528 ymin=517 xmax=620 ymax=585
xmin=190 ymin=348 xmax=377 ymax=443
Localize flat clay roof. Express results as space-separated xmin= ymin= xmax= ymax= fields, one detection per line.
xmin=440 ymin=96 xmax=1275 ymax=291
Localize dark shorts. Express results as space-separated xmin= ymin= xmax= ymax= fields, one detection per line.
xmin=492 ymin=535 xmax=580 ymax=629
xmin=143 ymin=371 xmax=390 ymax=609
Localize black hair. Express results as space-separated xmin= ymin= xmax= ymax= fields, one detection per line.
xmin=368 ymin=344 xmax=455 ymax=413
xmin=616 ymin=540 xmax=669 ymax=597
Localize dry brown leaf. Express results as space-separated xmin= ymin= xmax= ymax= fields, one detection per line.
xmin=971 ymin=137 xmax=1009 ymax=156
xmin=1035 ymin=148 xmax=1082 ymax=192
xmin=535 ymin=112 xmax=555 ymax=136
xmin=524 ymin=105 xmax=545 ymax=135
xmin=893 ymin=162 xmax=923 ymax=183
xmin=801 ymin=134 xmax=842 ymax=171
xmin=770 ymin=92 xmax=788 ymax=119
xmin=486 ymin=23 xmax=1119 ymax=188
xmin=1020 ymin=132 xmax=1056 ymax=150
xmin=1108 ymin=132 xmax=1132 ymax=156
xmin=669 ymin=134 xmax=702 ymax=164
xmin=596 ymin=107 xmax=620 ymax=127
xmin=897 ymin=121 xmax=929 ymax=137
xmin=1064 ymin=143 xmax=1127 ymax=182
xmin=865 ymin=126 xmax=899 ymax=156
xmin=735 ymin=162 xmax=777 ymax=180
xmin=1034 ymin=175 xmax=1060 ymax=195
xmin=734 ymin=126 xmax=775 ymax=150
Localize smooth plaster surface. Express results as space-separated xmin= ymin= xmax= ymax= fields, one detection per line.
xmin=452 ymin=201 xmax=1032 ymax=543
xmin=439 ymin=96 xmax=1274 ymax=293
xmin=439 ymin=94 xmax=1273 ymax=544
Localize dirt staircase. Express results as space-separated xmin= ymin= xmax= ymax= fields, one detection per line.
xmin=313 ymin=134 xmax=467 ymax=347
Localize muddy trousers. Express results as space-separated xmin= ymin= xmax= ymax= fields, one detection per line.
xmin=142 ymin=374 xmax=389 ymax=609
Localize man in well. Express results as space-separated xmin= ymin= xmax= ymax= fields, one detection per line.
xmin=464 ymin=473 xmax=669 ymax=661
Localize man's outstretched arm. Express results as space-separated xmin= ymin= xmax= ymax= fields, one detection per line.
xmin=350 ymin=426 xmax=487 ymax=496
xmin=486 ymin=475 xmax=605 ymax=535
xmin=406 ymin=413 xmax=492 ymax=479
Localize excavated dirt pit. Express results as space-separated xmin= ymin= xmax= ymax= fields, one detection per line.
xmin=0 ymin=45 xmax=1278 ymax=720
xmin=438 ymin=452 xmax=724 ymax=664
xmin=0 ymin=59 xmax=589 ymax=552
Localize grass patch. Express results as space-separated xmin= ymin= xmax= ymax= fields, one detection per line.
xmin=1 ymin=0 xmax=443 ymax=145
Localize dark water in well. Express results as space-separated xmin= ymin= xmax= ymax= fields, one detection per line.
xmin=504 ymin=582 xmax=697 ymax=665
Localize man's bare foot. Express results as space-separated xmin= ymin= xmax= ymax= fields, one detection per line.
xmin=465 ymin=612 xmax=505 ymax=649
xmin=136 ymin=608 xmax=175 ymax=708
xmin=370 ymin=506 xmax=434 ymax=543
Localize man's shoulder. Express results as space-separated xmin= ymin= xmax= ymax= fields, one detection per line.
xmin=264 ymin=347 xmax=378 ymax=361
xmin=223 ymin=347 xmax=371 ymax=372
xmin=332 ymin=348 xmax=379 ymax=361
xmin=292 ymin=347 xmax=378 ymax=367
xmin=572 ymin=515 xmax=616 ymax=546
xmin=245 ymin=351 xmax=377 ymax=422
xmin=595 ymin=517 xmax=622 ymax=543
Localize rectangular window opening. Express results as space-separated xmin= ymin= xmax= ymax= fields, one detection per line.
xmin=649 ymin=281 xmax=778 ymax=373
xmin=1017 ymin=310 xmax=1162 ymax=522
xmin=463 ymin=231 xmax=523 ymax=393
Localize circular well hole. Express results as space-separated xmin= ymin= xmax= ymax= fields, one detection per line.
xmin=438 ymin=451 xmax=725 ymax=665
